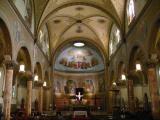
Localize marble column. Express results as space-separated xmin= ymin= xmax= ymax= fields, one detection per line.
xmin=147 ymin=61 xmax=160 ymax=119
xmin=26 ymin=71 xmax=33 ymax=116
xmin=3 ymin=56 xmax=15 ymax=120
xmin=43 ymin=87 xmax=50 ymax=111
xmin=127 ymin=76 xmax=134 ymax=112
xmin=39 ymin=85 xmax=43 ymax=113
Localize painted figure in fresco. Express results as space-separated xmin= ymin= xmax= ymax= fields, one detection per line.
xmin=55 ymin=81 xmax=61 ymax=93
xmin=98 ymin=78 xmax=105 ymax=92
xmin=64 ymin=80 xmax=76 ymax=94
xmin=84 ymin=80 xmax=94 ymax=93
xmin=59 ymin=47 xmax=99 ymax=69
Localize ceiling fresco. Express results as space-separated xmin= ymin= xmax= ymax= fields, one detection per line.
xmin=54 ymin=43 xmax=104 ymax=73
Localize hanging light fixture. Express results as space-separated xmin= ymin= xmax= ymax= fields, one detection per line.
xmin=136 ymin=63 xmax=142 ymax=71
xmin=112 ymin=82 xmax=117 ymax=86
xmin=43 ymin=81 xmax=47 ymax=87
xmin=73 ymin=42 xmax=85 ymax=47
xmin=121 ymin=74 xmax=126 ymax=81
xmin=34 ymin=74 xmax=38 ymax=81
xmin=19 ymin=62 xmax=25 ymax=72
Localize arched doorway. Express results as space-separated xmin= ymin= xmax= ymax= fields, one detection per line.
xmin=52 ymin=40 xmax=106 ymax=111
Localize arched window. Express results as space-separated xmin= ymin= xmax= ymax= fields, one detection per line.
xmin=109 ymin=24 xmax=121 ymax=57
xmin=127 ymin=0 xmax=135 ymax=24
xmin=38 ymin=26 xmax=50 ymax=59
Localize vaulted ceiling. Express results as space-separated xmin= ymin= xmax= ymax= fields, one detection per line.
xmin=34 ymin=0 xmax=127 ymax=60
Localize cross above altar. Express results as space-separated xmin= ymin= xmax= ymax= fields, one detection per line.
xmin=76 ymin=92 xmax=83 ymax=101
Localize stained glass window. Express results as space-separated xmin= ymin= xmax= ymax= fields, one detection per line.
xmin=109 ymin=24 xmax=121 ymax=57
xmin=127 ymin=0 xmax=135 ymax=24
xmin=38 ymin=26 xmax=50 ymax=59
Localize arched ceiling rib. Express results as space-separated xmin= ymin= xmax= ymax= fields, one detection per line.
xmin=33 ymin=0 xmax=126 ymax=60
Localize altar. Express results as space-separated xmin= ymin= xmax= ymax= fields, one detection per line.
xmin=72 ymin=111 xmax=90 ymax=120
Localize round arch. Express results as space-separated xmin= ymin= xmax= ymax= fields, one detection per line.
xmin=0 ymin=18 xmax=12 ymax=60
xmin=128 ymin=46 xmax=149 ymax=105
xmin=148 ymin=18 xmax=160 ymax=54
xmin=52 ymin=37 xmax=107 ymax=66
xmin=16 ymin=47 xmax=32 ymax=71
xmin=117 ymin=61 xmax=126 ymax=81
xmin=34 ymin=62 xmax=43 ymax=81
xmin=44 ymin=71 xmax=50 ymax=86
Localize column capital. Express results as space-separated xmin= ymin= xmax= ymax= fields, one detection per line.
xmin=2 ymin=55 xmax=17 ymax=70
xmin=25 ymin=71 xmax=33 ymax=81
xmin=146 ymin=53 xmax=159 ymax=68
xmin=4 ymin=60 xmax=16 ymax=70
xmin=34 ymin=81 xmax=43 ymax=87
xmin=146 ymin=59 xmax=158 ymax=68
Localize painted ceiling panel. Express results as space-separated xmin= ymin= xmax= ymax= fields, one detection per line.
xmin=39 ymin=0 xmax=121 ymax=28
xmin=111 ymin=0 xmax=126 ymax=22
xmin=84 ymin=16 xmax=112 ymax=48
xmin=34 ymin=0 xmax=127 ymax=60
xmin=60 ymin=23 xmax=99 ymax=43
xmin=34 ymin=0 xmax=49 ymax=27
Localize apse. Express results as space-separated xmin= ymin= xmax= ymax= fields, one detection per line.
xmin=54 ymin=41 xmax=104 ymax=73
xmin=53 ymin=41 xmax=106 ymax=110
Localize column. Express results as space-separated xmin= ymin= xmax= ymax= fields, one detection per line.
xmin=39 ymin=85 xmax=43 ymax=113
xmin=26 ymin=71 xmax=33 ymax=116
xmin=147 ymin=61 xmax=160 ymax=119
xmin=127 ymin=75 xmax=134 ymax=112
xmin=3 ymin=56 xmax=15 ymax=120
xmin=108 ymin=91 xmax=113 ymax=113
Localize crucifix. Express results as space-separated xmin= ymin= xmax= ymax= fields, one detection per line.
xmin=76 ymin=92 xmax=83 ymax=101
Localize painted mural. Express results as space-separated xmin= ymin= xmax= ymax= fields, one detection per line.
xmin=12 ymin=0 xmax=32 ymax=29
xmin=55 ymin=81 xmax=62 ymax=93
xmin=55 ymin=46 xmax=104 ymax=72
xmin=64 ymin=80 xmax=76 ymax=94
xmin=83 ymin=80 xmax=94 ymax=93
xmin=53 ymin=72 xmax=104 ymax=95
